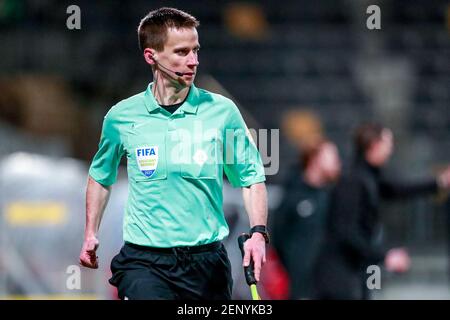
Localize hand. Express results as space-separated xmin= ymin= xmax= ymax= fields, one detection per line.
xmin=242 ymin=232 xmax=266 ymax=282
xmin=385 ymin=247 xmax=410 ymax=273
xmin=79 ymin=237 xmax=99 ymax=269
xmin=437 ymin=166 xmax=450 ymax=190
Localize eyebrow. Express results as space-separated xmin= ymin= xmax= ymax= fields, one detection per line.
xmin=173 ymin=44 xmax=201 ymax=51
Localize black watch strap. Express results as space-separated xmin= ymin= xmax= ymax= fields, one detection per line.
xmin=250 ymin=225 xmax=270 ymax=244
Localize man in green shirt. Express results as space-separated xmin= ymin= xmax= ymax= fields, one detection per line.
xmin=79 ymin=7 xmax=268 ymax=300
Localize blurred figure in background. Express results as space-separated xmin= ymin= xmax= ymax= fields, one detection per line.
xmin=313 ymin=123 xmax=450 ymax=300
xmin=271 ymin=139 xmax=341 ymax=299
xmin=446 ymin=196 xmax=450 ymax=285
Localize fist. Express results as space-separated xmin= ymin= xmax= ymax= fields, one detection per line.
xmin=385 ymin=247 xmax=410 ymax=273
xmin=79 ymin=237 xmax=99 ymax=269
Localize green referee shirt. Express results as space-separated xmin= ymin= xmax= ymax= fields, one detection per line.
xmin=89 ymin=83 xmax=266 ymax=247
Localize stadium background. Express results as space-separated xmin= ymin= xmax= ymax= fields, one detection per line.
xmin=0 ymin=0 xmax=449 ymax=299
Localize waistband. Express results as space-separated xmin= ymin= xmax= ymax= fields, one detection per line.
xmin=125 ymin=241 xmax=222 ymax=254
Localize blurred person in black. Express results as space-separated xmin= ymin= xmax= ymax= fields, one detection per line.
xmin=447 ymin=196 xmax=450 ymax=284
xmin=271 ymin=139 xmax=341 ymax=299
xmin=313 ymin=123 xmax=450 ymax=300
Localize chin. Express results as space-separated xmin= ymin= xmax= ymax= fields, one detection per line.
xmin=185 ymin=78 xmax=195 ymax=86
xmin=327 ymin=173 xmax=340 ymax=183
xmin=177 ymin=78 xmax=194 ymax=87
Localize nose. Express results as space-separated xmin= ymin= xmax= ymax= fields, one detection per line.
xmin=187 ymin=52 xmax=199 ymax=67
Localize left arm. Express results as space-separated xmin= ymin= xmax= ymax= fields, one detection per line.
xmin=379 ymin=177 xmax=438 ymax=199
xmin=380 ymin=166 xmax=450 ymax=199
xmin=242 ymin=182 xmax=268 ymax=282
xmin=222 ymin=101 xmax=268 ymax=281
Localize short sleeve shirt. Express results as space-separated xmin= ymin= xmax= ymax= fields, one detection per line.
xmin=89 ymin=83 xmax=266 ymax=247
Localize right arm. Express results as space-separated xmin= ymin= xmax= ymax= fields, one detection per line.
xmin=79 ymin=176 xmax=111 ymax=269
xmin=79 ymin=108 xmax=123 ymax=268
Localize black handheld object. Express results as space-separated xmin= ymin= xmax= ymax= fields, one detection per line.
xmin=238 ymin=233 xmax=257 ymax=286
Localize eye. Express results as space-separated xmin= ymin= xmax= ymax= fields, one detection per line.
xmin=175 ymin=49 xmax=189 ymax=56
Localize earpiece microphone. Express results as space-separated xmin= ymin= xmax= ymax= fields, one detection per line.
xmin=153 ymin=59 xmax=185 ymax=77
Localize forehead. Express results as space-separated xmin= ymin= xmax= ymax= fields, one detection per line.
xmin=164 ymin=27 xmax=199 ymax=49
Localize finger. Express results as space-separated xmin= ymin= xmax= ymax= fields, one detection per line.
xmin=243 ymin=247 xmax=251 ymax=267
xmin=253 ymin=253 xmax=262 ymax=282
xmin=89 ymin=253 xmax=98 ymax=264
xmin=81 ymin=257 xmax=98 ymax=269
xmin=82 ymin=261 xmax=98 ymax=269
xmin=80 ymin=250 xmax=98 ymax=268
xmin=79 ymin=257 xmax=93 ymax=268
xmin=87 ymin=249 xmax=97 ymax=257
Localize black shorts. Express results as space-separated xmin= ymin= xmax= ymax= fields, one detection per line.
xmin=109 ymin=241 xmax=233 ymax=300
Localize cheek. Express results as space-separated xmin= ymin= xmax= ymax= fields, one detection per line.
xmin=166 ymin=55 xmax=182 ymax=65
xmin=373 ymin=146 xmax=384 ymax=160
xmin=330 ymin=159 xmax=340 ymax=172
xmin=175 ymin=56 xmax=185 ymax=64
xmin=323 ymin=153 xmax=338 ymax=170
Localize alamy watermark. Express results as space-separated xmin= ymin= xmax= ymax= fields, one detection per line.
xmin=366 ymin=265 xmax=381 ymax=290
xmin=135 ymin=121 xmax=280 ymax=175
xmin=66 ymin=265 xmax=81 ymax=290
xmin=66 ymin=4 xmax=381 ymax=31
xmin=66 ymin=5 xmax=81 ymax=30
xmin=366 ymin=5 xmax=381 ymax=30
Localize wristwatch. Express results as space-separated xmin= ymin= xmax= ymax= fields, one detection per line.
xmin=249 ymin=225 xmax=270 ymax=244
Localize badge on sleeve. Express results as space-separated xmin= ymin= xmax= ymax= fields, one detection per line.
xmin=135 ymin=146 xmax=158 ymax=178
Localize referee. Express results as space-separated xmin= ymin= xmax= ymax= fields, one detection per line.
xmin=79 ymin=7 xmax=268 ymax=300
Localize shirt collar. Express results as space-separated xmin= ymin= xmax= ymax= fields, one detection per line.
xmin=144 ymin=83 xmax=199 ymax=115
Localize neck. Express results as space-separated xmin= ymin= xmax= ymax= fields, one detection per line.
xmin=152 ymin=71 xmax=190 ymax=105
xmin=304 ymin=167 xmax=326 ymax=188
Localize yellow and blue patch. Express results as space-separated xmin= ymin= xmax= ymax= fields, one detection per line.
xmin=135 ymin=146 xmax=158 ymax=178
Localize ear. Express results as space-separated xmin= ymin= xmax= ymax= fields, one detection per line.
xmin=143 ymin=48 xmax=156 ymax=66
